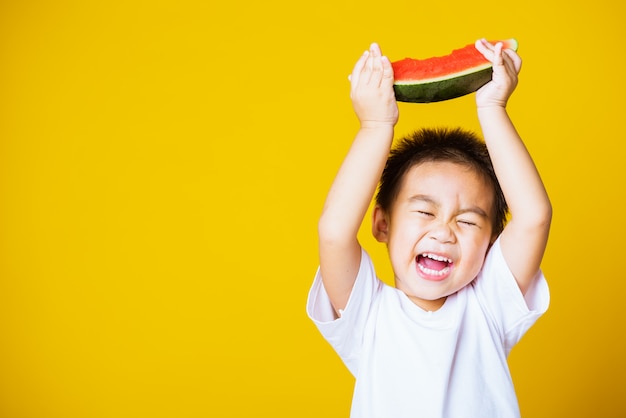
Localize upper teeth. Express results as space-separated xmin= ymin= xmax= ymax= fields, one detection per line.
xmin=422 ymin=253 xmax=451 ymax=263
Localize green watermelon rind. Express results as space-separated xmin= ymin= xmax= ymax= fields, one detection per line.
xmin=393 ymin=39 xmax=518 ymax=103
xmin=393 ymin=66 xmax=493 ymax=103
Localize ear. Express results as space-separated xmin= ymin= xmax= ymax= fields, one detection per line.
xmin=372 ymin=205 xmax=390 ymax=243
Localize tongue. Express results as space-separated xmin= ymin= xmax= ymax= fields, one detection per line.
xmin=420 ymin=256 xmax=448 ymax=271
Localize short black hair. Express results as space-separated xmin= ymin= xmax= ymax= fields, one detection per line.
xmin=375 ymin=127 xmax=508 ymax=237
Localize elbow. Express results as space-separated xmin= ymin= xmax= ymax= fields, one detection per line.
xmin=528 ymin=199 xmax=553 ymax=234
xmin=509 ymin=198 xmax=552 ymax=236
xmin=532 ymin=188 xmax=553 ymax=226
xmin=318 ymin=215 xmax=343 ymax=247
xmin=318 ymin=212 xmax=355 ymax=249
xmin=540 ymin=198 xmax=553 ymax=228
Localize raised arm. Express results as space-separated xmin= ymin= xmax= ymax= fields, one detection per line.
xmin=318 ymin=43 xmax=398 ymax=315
xmin=475 ymin=39 xmax=552 ymax=295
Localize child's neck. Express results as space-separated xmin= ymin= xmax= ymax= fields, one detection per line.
xmin=407 ymin=294 xmax=447 ymax=312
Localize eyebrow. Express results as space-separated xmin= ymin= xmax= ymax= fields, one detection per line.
xmin=408 ymin=194 xmax=489 ymax=218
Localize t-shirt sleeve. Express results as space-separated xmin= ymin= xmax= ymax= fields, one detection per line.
xmin=473 ymin=237 xmax=550 ymax=355
xmin=306 ymin=248 xmax=382 ymax=376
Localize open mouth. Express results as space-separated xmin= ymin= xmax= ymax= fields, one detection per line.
xmin=417 ymin=253 xmax=452 ymax=278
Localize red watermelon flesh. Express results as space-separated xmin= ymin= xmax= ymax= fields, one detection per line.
xmin=392 ymin=39 xmax=518 ymax=102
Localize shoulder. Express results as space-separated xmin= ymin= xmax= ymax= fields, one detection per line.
xmin=476 ymin=237 xmax=549 ymax=309
xmin=471 ymin=237 xmax=550 ymax=350
xmin=306 ymin=248 xmax=388 ymax=376
xmin=307 ymin=248 xmax=383 ymax=324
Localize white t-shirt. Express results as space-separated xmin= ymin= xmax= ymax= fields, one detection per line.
xmin=307 ymin=238 xmax=549 ymax=418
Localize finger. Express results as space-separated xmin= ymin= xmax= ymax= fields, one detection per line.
xmin=503 ymin=48 xmax=522 ymax=74
xmin=490 ymin=42 xmax=510 ymax=81
xmin=369 ymin=42 xmax=382 ymax=58
xmin=367 ymin=55 xmax=388 ymax=88
xmin=364 ymin=52 xmax=376 ymax=85
xmin=479 ymin=38 xmax=495 ymax=50
xmin=496 ymin=47 xmax=520 ymax=80
xmin=475 ymin=38 xmax=495 ymax=62
xmin=366 ymin=44 xmax=385 ymax=86
xmin=493 ymin=42 xmax=506 ymax=68
xmin=350 ymin=49 xmax=369 ymax=88
xmin=381 ymin=55 xmax=394 ymax=85
xmin=499 ymin=51 xmax=517 ymax=77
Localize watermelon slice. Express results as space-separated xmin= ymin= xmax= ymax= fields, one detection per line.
xmin=392 ymin=39 xmax=518 ymax=103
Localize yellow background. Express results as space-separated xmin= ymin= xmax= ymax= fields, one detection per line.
xmin=0 ymin=0 xmax=624 ymax=417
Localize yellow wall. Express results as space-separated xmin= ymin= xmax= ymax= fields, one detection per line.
xmin=0 ymin=0 xmax=624 ymax=416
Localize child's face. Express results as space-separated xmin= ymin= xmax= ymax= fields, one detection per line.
xmin=374 ymin=161 xmax=495 ymax=312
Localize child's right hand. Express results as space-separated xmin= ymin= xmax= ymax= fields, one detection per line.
xmin=474 ymin=39 xmax=522 ymax=109
xmin=349 ymin=43 xmax=399 ymax=129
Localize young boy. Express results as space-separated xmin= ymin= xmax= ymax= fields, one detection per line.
xmin=306 ymin=40 xmax=552 ymax=417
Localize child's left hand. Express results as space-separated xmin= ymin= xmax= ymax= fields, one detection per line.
xmin=349 ymin=43 xmax=399 ymax=129
xmin=474 ymin=39 xmax=522 ymax=108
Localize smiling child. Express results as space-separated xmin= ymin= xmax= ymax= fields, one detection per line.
xmin=307 ymin=40 xmax=552 ymax=417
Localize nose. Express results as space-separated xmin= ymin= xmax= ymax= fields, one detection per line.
xmin=428 ymin=221 xmax=456 ymax=244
